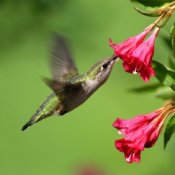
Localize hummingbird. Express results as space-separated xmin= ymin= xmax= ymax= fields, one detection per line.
xmin=21 ymin=34 xmax=117 ymax=131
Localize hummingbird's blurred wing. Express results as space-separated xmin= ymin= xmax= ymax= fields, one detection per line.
xmin=42 ymin=77 xmax=64 ymax=92
xmin=50 ymin=34 xmax=79 ymax=82
xmin=43 ymin=77 xmax=83 ymax=105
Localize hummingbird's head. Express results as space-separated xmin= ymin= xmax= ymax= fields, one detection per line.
xmin=87 ymin=55 xmax=117 ymax=85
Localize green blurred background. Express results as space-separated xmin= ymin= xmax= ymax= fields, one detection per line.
xmin=0 ymin=0 xmax=175 ymax=175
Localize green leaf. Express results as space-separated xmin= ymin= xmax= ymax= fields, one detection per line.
xmin=164 ymin=115 xmax=175 ymax=149
xmin=131 ymin=0 xmax=174 ymax=7
xmin=168 ymin=55 xmax=175 ymax=70
xmin=155 ymin=86 xmax=175 ymax=100
xmin=160 ymin=31 xmax=175 ymax=68
xmin=152 ymin=60 xmax=175 ymax=90
xmin=134 ymin=6 xmax=163 ymax=17
xmin=160 ymin=32 xmax=172 ymax=51
xmin=170 ymin=23 xmax=175 ymax=58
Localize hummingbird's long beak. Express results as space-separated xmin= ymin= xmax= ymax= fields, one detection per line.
xmin=112 ymin=55 xmax=118 ymax=61
xmin=108 ymin=55 xmax=118 ymax=62
xmin=109 ymin=55 xmax=118 ymax=64
xmin=107 ymin=55 xmax=118 ymax=68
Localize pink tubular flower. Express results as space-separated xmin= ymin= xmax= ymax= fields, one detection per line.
xmin=113 ymin=102 xmax=175 ymax=163
xmin=109 ymin=28 xmax=150 ymax=59
xmin=109 ymin=27 xmax=160 ymax=82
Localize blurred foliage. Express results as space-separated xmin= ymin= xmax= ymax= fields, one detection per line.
xmin=153 ymin=60 xmax=175 ymax=90
xmin=128 ymin=83 xmax=161 ymax=93
xmin=170 ymin=23 xmax=175 ymax=58
xmin=0 ymin=0 xmax=69 ymax=53
xmin=155 ymin=86 xmax=175 ymax=100
xmin=0 ymin=0 xmax=68 ymax=12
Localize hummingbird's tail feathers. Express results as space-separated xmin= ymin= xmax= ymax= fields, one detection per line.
xmin=42 ymin=77 xmax=63 ymax=93
xmin=21 ymin=112 xmax=53 ymax=131
xmin=21 ymin=121 xmax=32 ymax=131
xmin=21 ymin=93 xmax=59 ymax=131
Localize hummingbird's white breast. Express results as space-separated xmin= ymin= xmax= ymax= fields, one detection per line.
xmin=83 ymin=79 xmax=100 ymax=96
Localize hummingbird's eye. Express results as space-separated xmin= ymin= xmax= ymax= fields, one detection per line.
xmin=102 ymin=62 xmax=110 ymax=69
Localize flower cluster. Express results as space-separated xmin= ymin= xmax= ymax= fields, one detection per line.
xmin=109 ymin=26 xmax=160 ymax=82
xmin=109 ymin=1 xmax=175 ymax=165
xmin=113 ymin=102 xmax=175 ymax=163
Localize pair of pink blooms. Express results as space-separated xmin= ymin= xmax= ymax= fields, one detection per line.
xmin=110 ymin=27 xmax=175 ymax=163
xmin=110 ymin=26 xmax=160 ymax=82
xmin=113 ymin=102 xmax=175 ymax=163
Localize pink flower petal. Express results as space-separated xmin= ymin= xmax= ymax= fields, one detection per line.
xmin=110 ymin=27 xmax=160 ymax=82
xmin=113 ymin=109 xmax=166 ymax=163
